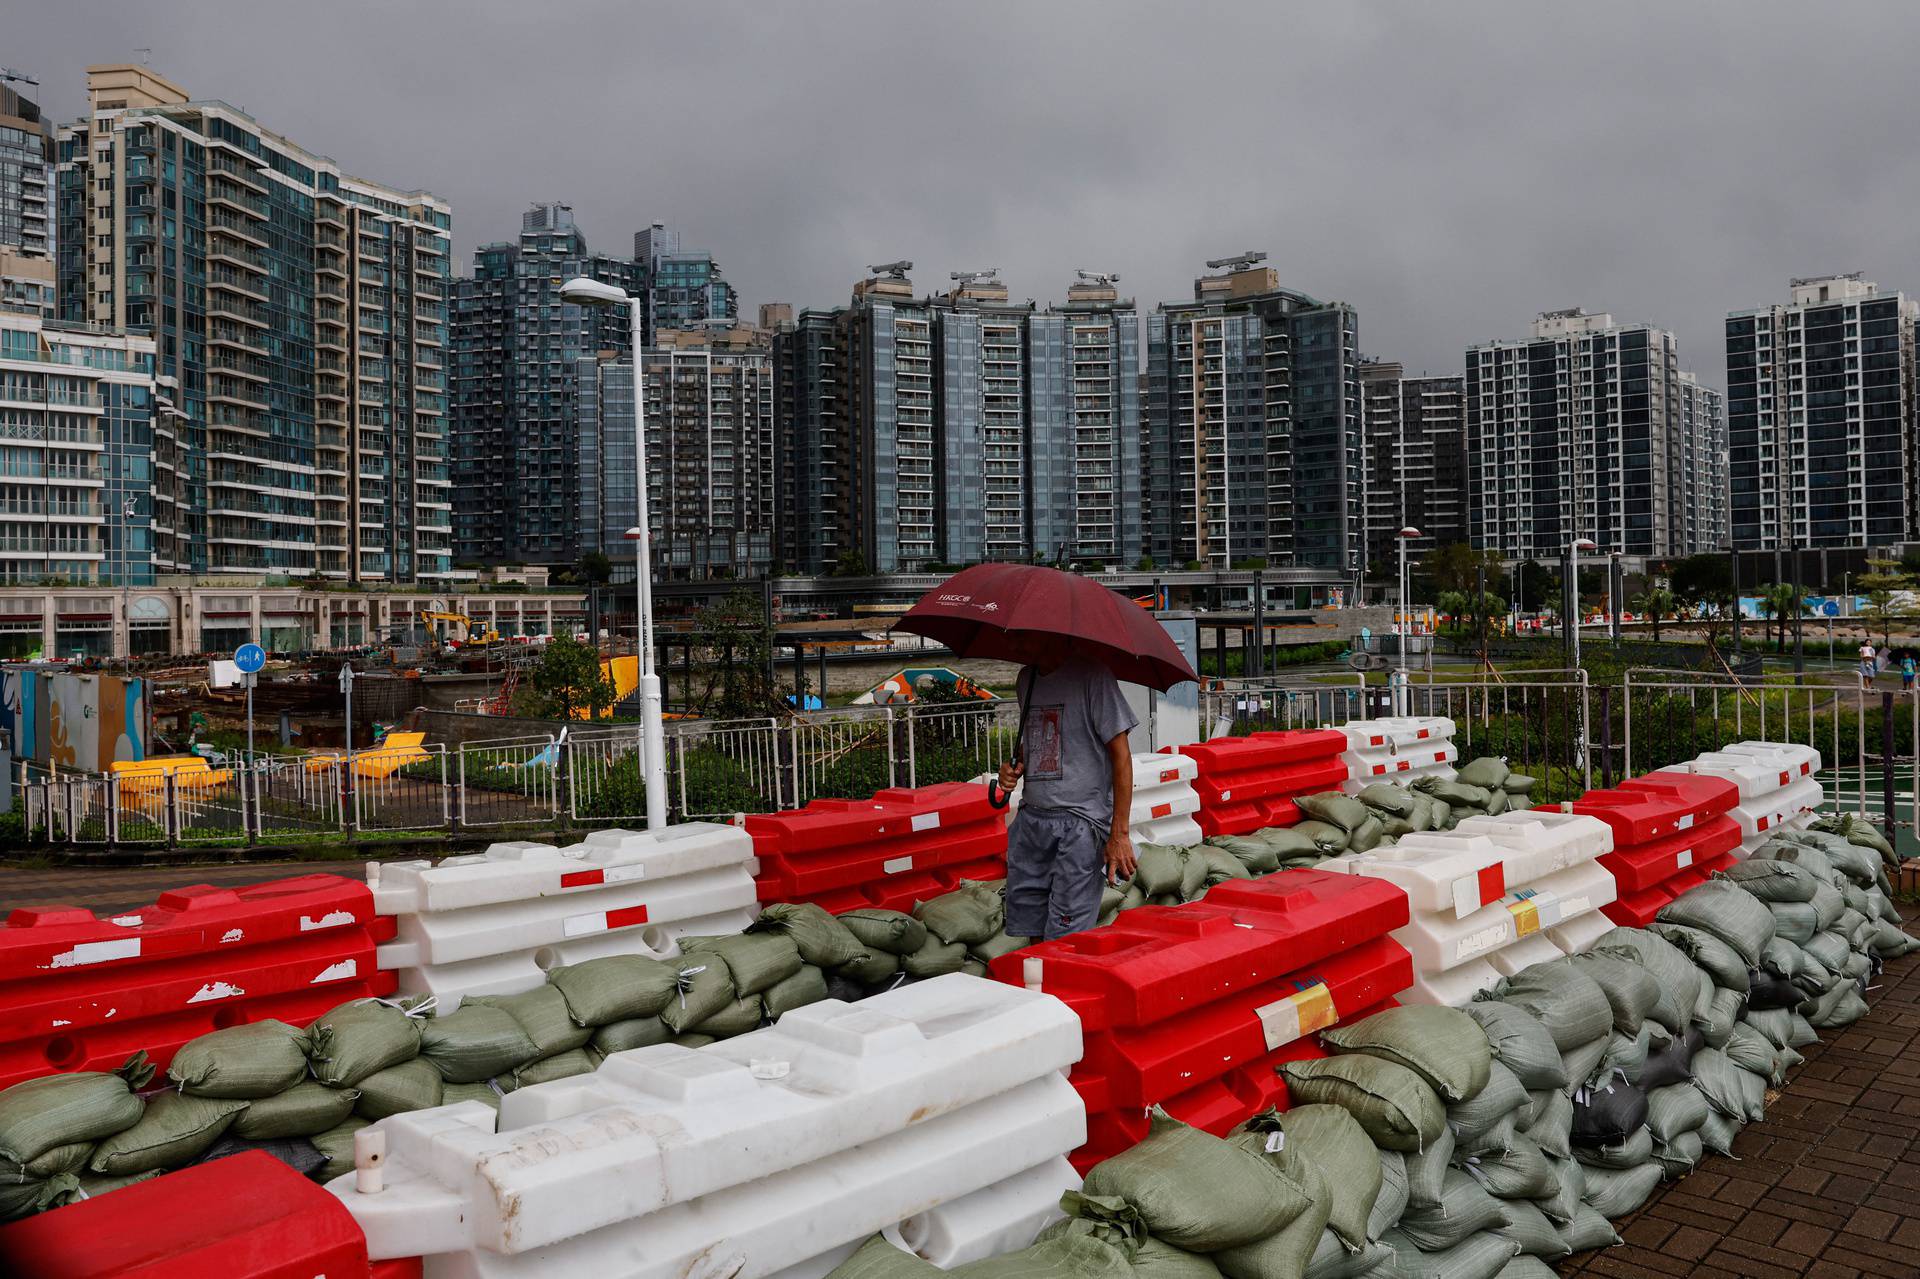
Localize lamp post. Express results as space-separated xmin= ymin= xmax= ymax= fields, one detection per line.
xmin=563 ymin=276 xmax=667 ymax=830
xmin=1567 ymin=537 xmax=1597 ymax=671
xmin=1396 ymin=527 xmax=1420 ymax=713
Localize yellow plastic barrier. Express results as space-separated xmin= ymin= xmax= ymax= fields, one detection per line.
xmin=109 ymin=756 xmax=232 ymax=792
xmin=303 ymin=731 xmax=431 ymax=779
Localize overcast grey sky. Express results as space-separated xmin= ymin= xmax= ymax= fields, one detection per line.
xmin=16 ymin=1 xmax=1920 ymax=385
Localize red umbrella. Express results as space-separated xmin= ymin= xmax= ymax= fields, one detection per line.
xmin=891 ymin=564 xmax=1196 ymax=691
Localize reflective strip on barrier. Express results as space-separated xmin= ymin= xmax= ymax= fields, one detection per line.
xmin=0 ymin=875 xmax=393 ymax=1090
xmin=1342 ymin=810 xmax=1612 ymax=918
xmin=1384 ymin=860 xmax=1616 ymax=976
xmin=333 ymin=974 xmax=1083 ymax=1264
xmin=372 ymin=822 xmax=756 ymax=1002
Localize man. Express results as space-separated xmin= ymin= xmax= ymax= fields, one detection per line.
xmin=995 ymin=634 xmax=1138 ymax=940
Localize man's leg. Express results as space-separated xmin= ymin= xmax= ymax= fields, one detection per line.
xmin=1002 ymin=810 xmax=1057 ymax=940
xmin=1042 ymin=815 xmax=1108 ymax=940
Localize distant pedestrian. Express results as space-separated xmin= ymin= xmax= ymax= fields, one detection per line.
xmin=1860 ymin=640 xmax=1878 ymax=690
xmin=1903 ymin=653 xmax=1916 ymax=695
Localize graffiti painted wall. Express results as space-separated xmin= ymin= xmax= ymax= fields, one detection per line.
xmin=0 ymin=667 xmax=145 ymax=771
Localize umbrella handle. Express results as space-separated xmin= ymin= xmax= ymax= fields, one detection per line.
xmin=987 ymin=679 xmax=1031 ymax=811
xmin=987 ymin=780 xmax=1011 ymax=810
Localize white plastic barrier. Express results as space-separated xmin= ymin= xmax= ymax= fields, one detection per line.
xmin=1657 ymin=752 xmax=1782 ymax=802
xmin=989 ymin=753 xmax=1204 ymax=850
xmin=1382 ymin=860 xmax=1617 ymax=974
xmin=1720 ymin=739 xmax=1822 ymax=779
xmin=372 ymin=822 xmax=759 ymax=1001
xmin=1727 ymin=776 xmax=1824 ymax=853
xmin=1487 ymin=929 xmax=1565 ymax=977
xmin=1406 ymin=956 xmax=1503 ymax=1007
xmin=1336 ymin=716 xmax=1458 ymax=795
xmin=1342 ymin=812 xmax=1612 ymax=917
xmin=1544 ymin=907 xmax=1613 ymax=955
xmin=333 ymin=974 xmax=1085 ymax=1278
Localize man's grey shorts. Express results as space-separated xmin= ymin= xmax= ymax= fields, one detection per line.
xmin=1005 ymin=807 xmax=1107 ymax=941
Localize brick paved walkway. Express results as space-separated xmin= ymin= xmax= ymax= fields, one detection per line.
xmin=1559 ymin=925 xmax=1920 ymax=1278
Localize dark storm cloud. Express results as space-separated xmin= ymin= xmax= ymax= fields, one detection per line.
xmin=16 ymin=0 xmax=1920 ymax=384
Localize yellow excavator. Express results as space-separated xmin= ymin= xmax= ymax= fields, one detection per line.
xmin=420 ymin=609 xmax=501 ymax=651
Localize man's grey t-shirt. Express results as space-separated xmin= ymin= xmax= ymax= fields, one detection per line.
xmin=1017 ymin=657 xmax=1139 ymax=829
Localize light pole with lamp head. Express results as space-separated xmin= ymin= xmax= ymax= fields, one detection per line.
xmin=561 ymin=276 xmax=667 ymax=830
xmin=1396 ymin=526 xmax=1421 ymax=713
xmin=1567 ymin=537 xmax=1598 ymax=670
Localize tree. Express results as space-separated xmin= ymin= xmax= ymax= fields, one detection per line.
xmin=1435 ymin=590 xmax=1469 ymax=633
xmin=1755 ymin=581 xmax=1802 ymax=652
xmin=1858 ymin=557 xmax=1911 ymax=646
xmin=516 ymin=636 xmax=617 ymax=721
xmin=1419 ymin=543 xmax=1502 ymax=600
xmin=831 ymin=548 xmax=870 ymax=578
xmin=1517 ymin=560 xmax=1554 ymax=616
xmin=1630 ymin=585 xmax=1676 ymax=642
xmin=685 ymin=588 xmax=782 ymax=719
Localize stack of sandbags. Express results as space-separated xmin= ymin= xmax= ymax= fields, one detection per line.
xmin=0 ymin=1054 xmax=162 ymax=1219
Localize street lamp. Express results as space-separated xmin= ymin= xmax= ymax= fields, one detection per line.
xmin=1396 ymin=527 xmax=1421 ymax=713
xmin=563 ymin=276 xmax=666 ymax=830
xmin=1568 ymin=537 xmax=1598 ymax=670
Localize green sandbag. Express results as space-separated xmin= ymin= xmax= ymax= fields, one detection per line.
xmin=1379 ymin=1228 xmax=1519 ymax=1279
xmin=419 ymin=1002 xmax=540 ymax=1083
xmin=1347 ymin=815 xmax=1385 ymax=853
xmin=1278 ymin=1056 xmax=1446 ymax=1153
xmin=354 ymin=1056 xmax=444 ymax=1120
xmin=1358 ymin=783 xmax=1415 ymax=817
xmin=0 ymin=1060 xmax=150 ymax=1165
xmin=548 ymin=954 xmax=680 ymax=1025
xmin=1242 ymin=1105 xmax=1380 ymax=1253
xmin=0 ymin=1174 xmax=72 ymax=1221
xmin=672 ymin=1033 xmax=716 ymax=1048
xmin=1416 ymin=777 xmax=1492 ymax=809
xmin=1809 ymin=881 xmax=1849 ymax=931
xmin=1591 ymin=931 xmax=1702 ymax=1034
xmin=591 ymin=1015 xmax=671 ymax=1055
xmin=1480 ymin=963 xmax=1612 ymax=1052
xmin=901 ymin=935 xmax=969 ymax=979
xmin=1766 ymin=901 xmax=1817 ymax=945
xmin=513 ymin=1047 xmax=598 ymax=1087
xmin=1133 ymin=844 xmax=1189 ymax=897
xmin=1466 ymin=1132 xmax=1557 ymax=1201
xmin=1296 ymin=792 xmax=1372 ymax=833
xmin=1446 ymin=1060 xmax=1528 ymax=1146
xmin=1379 ymin=815 xmax=1415 ymax=838
xmin=1537 ymin=1151 xmax=1583 ymax=1225
xmin=1456 ymin=757 xmax=1511 ymax=790
xmin=1722 ymin=859 xmax=1821 ymax=903
xmin=1570 ymin=1126 xmax=1650 ymax=1171
xmin=60 ymin=1168 xmax=162 ymax=1208
xmin=1524 ymin=1089 xmax=1572 ymax=1160
xmin=464 ymin=985 xmax=593 ymax=1057
xmin=913 ymin=881 xmax=1005 ymax=947
xmin=307 ymin=999 xmax=427 ymax=1087
xmin=682 ymin=931 xmax=805 ymax=996
xmin=1081 ymin=1109 xmax=1313 ymax=1252
xmin=1656 ymin=881 xmax=1775 ymax=967
xmin=1464 ymin=1001 xmax=1567 ymax=1091
xmin=838 ymin=948 xmax=902 ymax=985
xmin=1429 ymin=797 xmax=1453 ymax=829
xmin=1211 ymin=1149 xmax=1330 ymax=1279
xmin=1321 ymin=1005 xmax=1492 ymax=1104
xmin=1484 ymin=788 xmax=1512 ymax=816
xmin=1578 ymin=1162 xmax=1661 ymax=1218
xmin=1304 ymin=1231 xmax=1390 ymax=1279
xmin=951 ymin=1235 xmax=1137 ymax=1279
xmin=1869 ymin=918 xmax=1920 ymax=959
xmin=1394 ymin=1168 xmax=1511 ymax=1251
xmin=15 ymin=1140 xmax=92 ymax=1180
xmin=1561 ymin=953 xmax=1660 ymax=1037
xmin=166 ymin=1020 xmax=310 ymax=1099
xmin=1698 ymin=1109 xmax=1742 ymax=1155
xmin=442 ymin=1080 xmax=503 ymax=1111
xmin=89 ymin=1092 xmax=246 ymax=1176
xmin=656 ymin=957 xmax=737 ymax=1033
xmin=1404 ymin=1125 xmax=1455 ymax=1208
xmin=1559 ymin=1204 xmax=1619 ymax=1253
xmin=1038 ymin=1193 xmax=1225 ymax=1279
xmin=1493 ymin=1198 xmax=1570 ymax=1260
xmin=1210 ymin=835 xmax=1280 ymax=874
xmin=1372 ymin=1149 xmax=1409 ymax=1238
xmin=1199 ymin=846 xmax=1254 ymax=883
xmin=826 ymin=1234 xmax=943 ymax=1279
xmin=1652 ymin=1129 xmax=1704 ymax=1180
xmin=1292 ymin=821 xmax=1349 ymax=854
xmin=838 ymin=909 xmax=928 ymax=955
xmin=971 ymin=931 xmax=1033 ymax=963
xmin=1502 ymin=774 xmax=1537 ymax=796
xmin=1256 ymin=827 xmax=1327 ymax=857
xmin=693 ymin=993 xmax=765 ymax=1039
xmin=231 ymin=1081 xmax=360 ymax=1140
xmin=1178 ymin=850 xmax=1209 ymax=901
xmin=1651 ymin=924 xmax=1750 ymax=994
xmin=1690 ymin=1047 xmax=1762 ymax=1121
xmin=1407 ymin=793 xmax=1436 ymax=831
xmin=763 ymin=965 xmax=830 ymax=1019
xmin=751 ymin=902 xmax=868 ymax=968
xmin=1809 ymin=982 xmax=1870 ymax=1030
xmin=311 ymin=1116 xmax=369 ymax=1180
xmin=1645 ymin=1080 xmax=1710 ymax=1142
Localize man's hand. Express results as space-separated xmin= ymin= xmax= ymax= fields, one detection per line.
xmin=997 ymin=759 xmax=1024 ymax=792
xmin=1104 ymin=827 xmax=1137 ymax=884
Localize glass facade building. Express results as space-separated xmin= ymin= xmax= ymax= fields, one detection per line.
xmin=1725 ymin=275 xmax=1916 ymax=549
xmin=54 ymin=65 xmax=453 ymax=582
xmin=0 ymin=82 xmax=51 ymax=260
xmin=1467 ymin=309 xmax=1722 ymax=559
xmin=449 ymin=203 xmax=638 ymax=568
xmin=1358 ymin=361 xmax=1467 ymax=574
xmin=0 ymin=312 xmax=158 ymax=585
xmin=634 ymin=222 xmax=737 ymax=342
xmin=1145 ymin=259 xmax=1361 ymax=570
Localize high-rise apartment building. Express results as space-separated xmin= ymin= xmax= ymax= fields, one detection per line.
xmin=55 ymin=64 xmax=454 ymax=582
xmin=1467 ymin=308 xmax=1721 ymax=559
xmin=1144 ymin=255 xmax=1360 ymax=570
xmin=1675 ymin=372 xmax=1729 ymax=555
xmin=773 ymin=266 xmax=1143 ymax=576
xmin=0 ymin=78 xmax=54 ymax=319
xmin=1358 ymin=361 xmax=1467 ymax=573
xmin=634 ymin=222 xmax=736 ymax=342
xmin=449 ymin=204 xmax=638 ymax=568
xmin=577 ymin=326 xmax=776 ymax=580
xmin=0 ymin=311 xmax=158 ymax=586
xmin=1726 ymin=275 xmax=1917 ymax=548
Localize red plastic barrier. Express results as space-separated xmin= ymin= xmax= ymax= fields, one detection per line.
xmin=1618 ymin=772 xmax=1739 ymax=821
xmin=991 ymin=868 xmax=1411 ymax=1170
xmin=1597 ymin=814 xmax=1742 ymax=895
xmin=746 ymin=782 xmax=1008 ymax=913
xmin=0 ymin=1151 xmax=413 ymax=1278
xmin=1556 ymin=775 xmax=1737 ymax=847
xmin=0 ymin=875 xmax=396 ymax=1090
xmin=1176 ymin=730 xmax=1349 ymax=837
xmin=1601 ymin=881 xmax=1676 ymax=929
xmin=1664 ymin=849 xmax=1737 ymax=896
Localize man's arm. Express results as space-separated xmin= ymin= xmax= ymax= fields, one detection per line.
xmin=1104 ymin=731 xmax=1136 ymax=883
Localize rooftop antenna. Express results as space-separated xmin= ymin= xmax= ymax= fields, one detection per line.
xmin=950 ymin=269 xmax=1002 ymax=285
xmin=867 ymin=260 xmax=912 ymax=279
xmin=1205 ymin=252 xmax=1268 ymax=271
xmin=1075 ymin=270 xmax=1120 ymax=286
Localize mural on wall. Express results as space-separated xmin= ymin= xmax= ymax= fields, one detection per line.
xmin=0 ymin=667 xmax=145 ymax=771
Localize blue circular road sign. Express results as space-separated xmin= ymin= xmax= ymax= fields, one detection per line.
xmin=234 ymin=643 xmax=267 ymax=673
